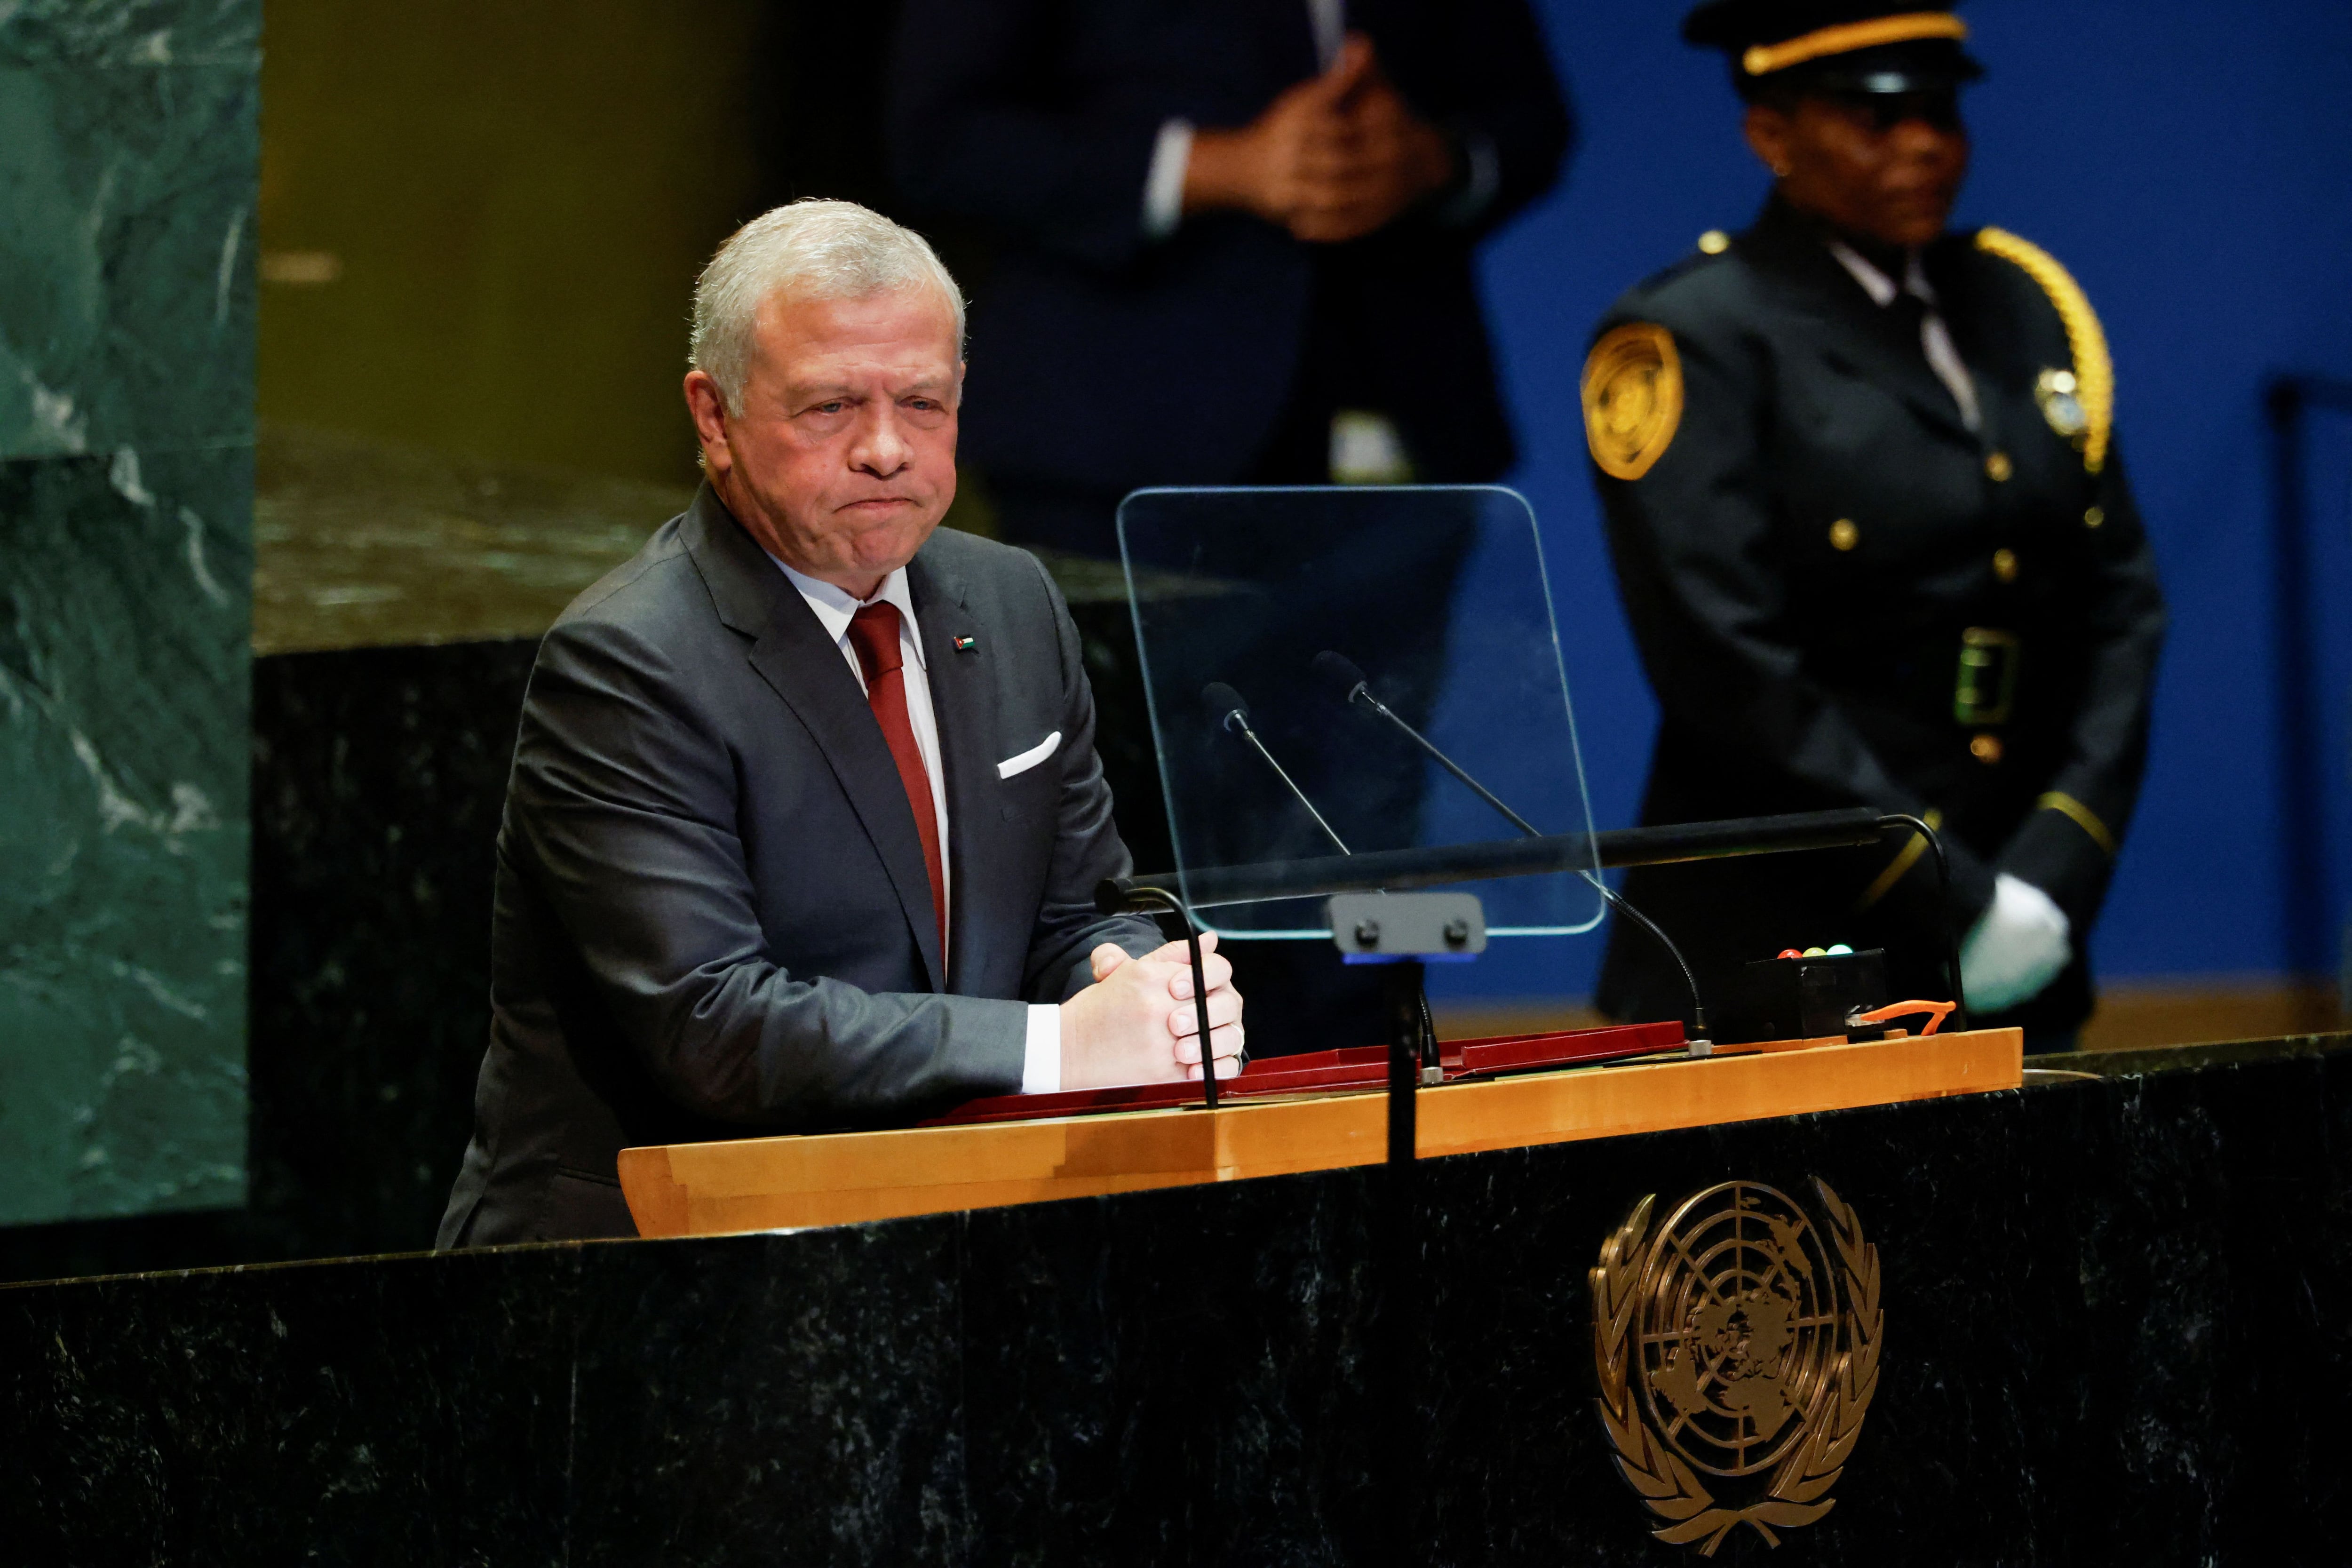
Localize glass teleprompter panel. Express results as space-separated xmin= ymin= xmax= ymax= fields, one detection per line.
xmin=1118 ymin=486 xmax=1604 ymax=941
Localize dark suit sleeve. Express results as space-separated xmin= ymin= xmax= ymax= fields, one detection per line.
xmin=1389 ymin=0 xmax=1573 ymax=235
xmin=509 ymin=616 xmax=1029 ymax=1127
xmin=887 ymin=0 xmax=1168 ymax=273
xmin=1020 ymin=551 xmax=1166 ymax=1001
xmin=1993 ymin=441 xmax=2167 ymax=931
xmin=1596 ymin=307 xmax=2001 ymax=920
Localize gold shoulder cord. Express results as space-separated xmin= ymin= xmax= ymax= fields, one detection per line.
xmin=2036 ymin=790 xmax=2118 ymax=857
xmin=1974 ymin=227 xmax=2112 ymax=474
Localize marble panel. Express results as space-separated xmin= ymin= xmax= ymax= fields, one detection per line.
xmin=1402 ymin=1059 xmax=2352 ymax=1565
xmin=959 ymin=1172 xmax=1384 ymax=1568
xmin=0 ymin=446 xmax=251 ymax=1225
xmin=0 ymin=1242 xmax=577 ymax=1566
xmin=0 ymin=637 xmax=532 ymax=1280
xmin=247 ymin=638 xmax=535 ymax=1255
xmin=0 ymin=0 xmax=259 ymax=69
xmin=568 ymin=1226 xmax=970 ymax=1565
xmin=0 ymin=61 xmax=255 ymax=459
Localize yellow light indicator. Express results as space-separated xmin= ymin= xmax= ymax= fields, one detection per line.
xmin=2084 ymin=504 xmax=2106 ymax=528
xmin=1993 ymin=548 xmax=2019 ymax=582
xmin=1829 ymin=518 xmax=1859 ymax=551
xmin=1971 ymin=733 xmax=2004 ymax=764
xmin=1985 ymin=451 xmax=2014 ymax=482
xmin=1698 ymin=230 xmax=1731 ymax=255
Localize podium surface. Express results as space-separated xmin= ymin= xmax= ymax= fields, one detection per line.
xmin=621 ymin=1028 xmax=2022 ymax=1236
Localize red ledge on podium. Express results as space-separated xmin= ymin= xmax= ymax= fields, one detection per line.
xmin=618 ymin=1025 xmax=2024 ymax=1240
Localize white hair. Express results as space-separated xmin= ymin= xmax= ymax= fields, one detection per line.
xmin=689 ymin=199 xmax=966 ymax=416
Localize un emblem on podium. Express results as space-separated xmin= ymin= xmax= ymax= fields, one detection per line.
xmin=1590 ymin=1179 xmax=1883 ymax=1555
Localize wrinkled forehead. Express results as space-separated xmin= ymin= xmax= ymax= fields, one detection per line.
xmin=752 ymin=283 xmax=962 ymax=387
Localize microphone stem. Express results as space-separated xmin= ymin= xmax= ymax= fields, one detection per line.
xmin=1349 ymin=688 xmax=1712 ymax=1043
xmin=1235 ymin=722 xmax=1352 ymax=855
xmin=1875 ymin=813 xmax=1970 ymax=1031
xmin=1217 ymin=708 xmax=1430 ymax=1069
xmin=1358 ymin=693 xmax=1539 ymax=838
xmin=1578 ymin=870 xmax=1710 ymax=1042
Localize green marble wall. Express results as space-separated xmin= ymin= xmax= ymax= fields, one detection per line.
xmin=0 ymin=0 xmax=256 ymax=1225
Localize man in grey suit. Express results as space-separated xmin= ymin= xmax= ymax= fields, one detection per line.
xmin=440 ymin=200 xmax=1244 ymax=1246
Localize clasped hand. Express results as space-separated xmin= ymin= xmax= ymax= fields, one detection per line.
xmin=1184 ymin=34 xmax=1457 ymax=244
xmin=1059 ymin=932 xmax=1246 ymax=1090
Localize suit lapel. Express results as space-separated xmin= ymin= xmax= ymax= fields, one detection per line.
xmin=1743 ymin=202 xmax=1980 ymax=446
xmin=907 ymin=550 xmax=1003 ymax=995
xmin=1818 ymin=302 xmax=1981 ymax=445
xmin=681 ymin=488 xmax=948 ymax=992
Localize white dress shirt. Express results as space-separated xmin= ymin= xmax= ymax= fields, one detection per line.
xmin=771 ymin=556 xmax=1063 ymax=1093
xmin=1828 ymin=239 xmax=1983 ymax=432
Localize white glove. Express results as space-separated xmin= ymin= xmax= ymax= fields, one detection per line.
xmin=1959 ymin=873 xmax=2072 ymax=1012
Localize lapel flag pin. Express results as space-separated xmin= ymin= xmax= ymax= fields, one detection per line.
xmin=954 ymin=635 xmax=977 ymax=652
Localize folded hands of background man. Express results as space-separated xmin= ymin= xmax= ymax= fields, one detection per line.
xmin=1181 ymin=34 xmax=1457 ymax=244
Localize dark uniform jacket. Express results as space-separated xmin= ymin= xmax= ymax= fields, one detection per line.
xmin=437 ymin=490 xmax=1159 ymax=1246
xmin=885 ymin=0 xmax=1571 ymax=502
xmin=1589 ymin=197 xmax=2166 ymax=1034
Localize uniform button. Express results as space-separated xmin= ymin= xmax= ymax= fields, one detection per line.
xmin=2084 ymin=504 xmax=2106 ymax=528
xmin=1985 ymin=451 xmax=2014 ymax=482
xmin=1697 ymin=229 xmax=1731 ymax=254
xmin=1828 ymin=518 xmax=1859 ymax=551
xmin=1970 ymin=733 xmax=2004 ymax=764
xmin=1992 ymin=548 xmax=2019 ymax=582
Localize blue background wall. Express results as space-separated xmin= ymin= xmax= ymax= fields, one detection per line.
xmin=1448 ymin=0 xmax=2352 ymax=1003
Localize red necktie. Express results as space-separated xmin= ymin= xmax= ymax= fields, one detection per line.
xmin=845 ymin=602 xmax=947 ymax=957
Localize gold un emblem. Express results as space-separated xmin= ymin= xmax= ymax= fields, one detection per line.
xmin=1591 ymin=1179 xmax=1883 ymax=1555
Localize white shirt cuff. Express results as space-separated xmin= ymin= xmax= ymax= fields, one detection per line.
xmin=1142 ymin=118 xmax=1194 ymax=241
xmin=1021 ymin=1003 xmax=1063 ymax=1095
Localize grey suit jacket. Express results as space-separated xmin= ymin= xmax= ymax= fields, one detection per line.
xmin=437 ymin=486 xmax=1160 ymax=1245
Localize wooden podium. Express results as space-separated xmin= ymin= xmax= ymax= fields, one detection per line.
xmin=619 ymin=1027 xmax=2022 ymax=1239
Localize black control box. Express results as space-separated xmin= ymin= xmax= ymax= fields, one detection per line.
xmin=1717 ymin=948 xmax=1890 ymax=1043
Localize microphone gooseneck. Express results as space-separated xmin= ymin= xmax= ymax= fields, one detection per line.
xmin=1312 ymin=651 xmax=1713 ymax=1044
xmin=1201 ymin=680 xmax=1352 ymax=856
xmin=1316 ymin=651 xmax=1539 ymax=837
xmin=1203 ymin=678 xmax=1443 ymax=1079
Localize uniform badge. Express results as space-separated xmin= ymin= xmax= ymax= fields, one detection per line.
xmin=1592 ymin=1179 xmax=1883 ymax=1554
xmin=2034 ymin=367 xmax=2089 ymax=442
xmin=1583 ymin=322 xmax=1684 ymax=481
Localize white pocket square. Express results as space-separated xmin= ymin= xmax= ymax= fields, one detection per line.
xmin=996 ymin=731 xmax=1062 ymax=780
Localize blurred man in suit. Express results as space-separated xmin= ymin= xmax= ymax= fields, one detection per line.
xmin=886 ymin=0 xmax=1573 ymax=550
xmin=439 ymin=202 xmax=1243 ymax=1246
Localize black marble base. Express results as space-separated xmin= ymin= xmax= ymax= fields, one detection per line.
xmin=5 ymin=1037 xmax=2349 ymax=1564
xmin=0 ymin=638 xmax=535 ymax=1284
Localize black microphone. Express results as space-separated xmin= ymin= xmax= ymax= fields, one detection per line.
xmin=1312 ymin=650 xmax=1715 ymax=1045
xmin=1202 ymin=681 xmax=1351 ymax=856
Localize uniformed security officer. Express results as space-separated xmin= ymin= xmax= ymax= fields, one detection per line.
xmin=1584 ymin=0 xmax=2165 ymax=1049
